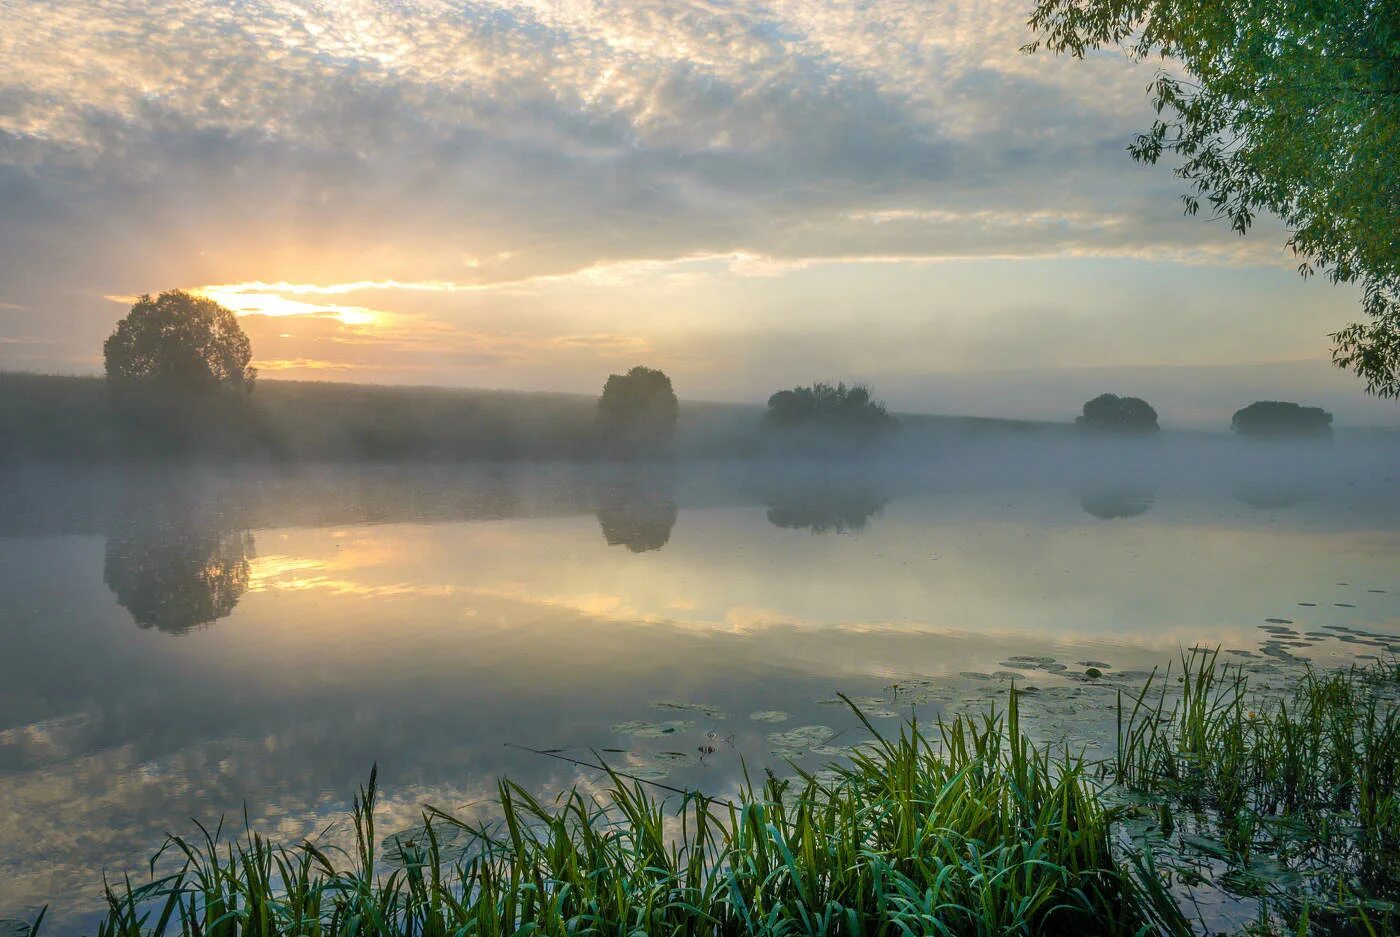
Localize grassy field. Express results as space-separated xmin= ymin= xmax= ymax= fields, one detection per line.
xmin=0 ymin=372 xmax=1064 ymax=463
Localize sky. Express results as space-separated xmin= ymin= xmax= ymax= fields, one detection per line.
xmin=0 ymin=0 xmax=1394 ymax=427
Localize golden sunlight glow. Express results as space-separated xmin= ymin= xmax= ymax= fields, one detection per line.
xmin=194 ymin=286 xmax=383 ymax=327
xmin=204 ymin=279 xmax=484 ymax=296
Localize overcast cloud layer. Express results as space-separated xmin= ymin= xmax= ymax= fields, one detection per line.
xmin=0 ymin=0 xmax=1392 ymax=425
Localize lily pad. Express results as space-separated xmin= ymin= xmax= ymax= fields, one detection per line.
xmin=767 ymin=724 xmax=837 ymax=752
xmin=749 ymin=710 xmax=790 ymax=722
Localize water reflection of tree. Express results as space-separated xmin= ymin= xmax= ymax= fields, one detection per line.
xmin=104 ymin=524 xmax=255 ymax=634
xmin=1079 ymin=487 xmax=1155 ymax=520
xmin=596 ymin=485 xmax=677 ymax=553
xmin=764 ymin=488 xmax=886 ymax=534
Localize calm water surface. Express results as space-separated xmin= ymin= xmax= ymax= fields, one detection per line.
xmin=2 ymin=446 xmax=1398 ymax=930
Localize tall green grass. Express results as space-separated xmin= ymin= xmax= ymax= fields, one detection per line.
xmin=1112 ymin=651 xmax=1400 ymax=930
xmin=42 ymin=658 xmax=1400 ymax=935
xmin=90 ymin=696 xmax=1175 ymax=937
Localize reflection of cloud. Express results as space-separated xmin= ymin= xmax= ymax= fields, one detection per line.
xmin=0 ymin=712 xmax=93 ymax=765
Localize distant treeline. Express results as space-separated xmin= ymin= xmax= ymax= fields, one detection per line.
xmin=0 ymin=290 xmax=1358 ymax=463
xmin=0 ymin=370 xmax=1359 ymax=465
xmin=0 ymin=372 xmax=1074 ymax=464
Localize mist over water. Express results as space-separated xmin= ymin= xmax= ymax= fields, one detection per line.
xmin=1 ymin=435 xmax=1398 ymax=931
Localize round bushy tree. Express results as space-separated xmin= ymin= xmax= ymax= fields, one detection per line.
xmin=597 ymin=366 xmax=679 ymax=455
xmin=1231 ymin=401 xmax=1333 ymax=439
xmin=1075 ymin=393 xmax=1159 ymax=434
xmin=764 ymin=382 xmax=895 ymax=434
xmin=104 ymin=290 xmax=255 ymax=395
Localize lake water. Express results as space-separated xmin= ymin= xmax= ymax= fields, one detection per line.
xmin=2 ymin=442 xmax=1399 ymax=931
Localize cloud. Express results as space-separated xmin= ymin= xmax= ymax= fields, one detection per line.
xmin=254 ymin=357 xmax=373 ymax=372
xmin=0 ymin=0 xmax=1244 ymax=289
xmin=0 ymin=0 xmax=1364 ymax=410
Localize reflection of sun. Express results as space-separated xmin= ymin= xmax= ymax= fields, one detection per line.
xmin=247 ymin=555 xmax=327 ymax=591
xmin=195 ymin=286 xmax=381 ymax=327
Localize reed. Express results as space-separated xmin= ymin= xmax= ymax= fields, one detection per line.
xmin=1111 ymin=651 xmax=1400 ymax=930
xmin=48 ymin=658 xmax=1399 ymax=935
xmin=88 ymin=697 xmax=1175 ymax=937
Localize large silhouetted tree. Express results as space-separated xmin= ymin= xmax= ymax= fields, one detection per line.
xmin=105 ymin=290 xmax=256 ymax=395
xmin=103 ymin=290 xmax=260 ymax=454
xmin=1075 ymin=393 xmax=1159 ymax=434
xmin=1026 ymin=0 xmax=1400 ymax=396
xmin=597 ymin=366 xmax=679 ymax=456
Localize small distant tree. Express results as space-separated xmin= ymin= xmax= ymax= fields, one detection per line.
xmin=1075 ymin=393 xmax=1159 ymax=434
xmin=597 ymin=366 xmax=679 ymax=455
xmin=104 ymin=291 xmax=256 ymax=396
xmin=764 ymin=382 xmax=896 ymax=435
xmin=1231 ymin=401 xmax=1333 ymax=439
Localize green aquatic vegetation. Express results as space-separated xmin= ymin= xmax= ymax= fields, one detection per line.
xmin=29 ymin=656 xmax=1400 ymax=936
xmin=766 ymin=724 xmax=838 ymax=757
xmin=1112 ymin=651 xmax=1400 ymax=929
xmin=83 ymin=699 xmax=1175 ymax=937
